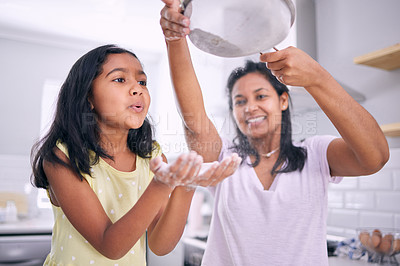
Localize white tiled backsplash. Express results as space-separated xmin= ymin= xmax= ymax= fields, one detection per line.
xmin=327 ymin=148 xmax=400 ymax=238
xmin=0 ymin=155 xmax=31 ymax=190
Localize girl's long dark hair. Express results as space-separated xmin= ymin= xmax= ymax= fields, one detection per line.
xmin=227 ymin=61 xmax=307 ymax=176
xmin=31 ymin=44 xmax=154 ymax=189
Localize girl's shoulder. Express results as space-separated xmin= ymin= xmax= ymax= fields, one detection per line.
xmin=56 ymin=140 xmax=69 ymax=158
xmin=55 ymin=140 xmax=95 ymax=164
xmin=56 ymin=140 xmax=162 ymax=159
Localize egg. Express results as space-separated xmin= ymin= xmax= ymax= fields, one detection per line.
xmin=371 ymin=229 xmax=382 ymax=248
xmin=377 ymin=234 xmax=393 ymax=254
xmin=393 ymin=239 xmax=400 ymax=253
xmin=359 ymin=231 xmax=370 ymax=248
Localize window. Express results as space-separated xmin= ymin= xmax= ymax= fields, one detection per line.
xmin=37 ymin=79 xmax=62 ymax=209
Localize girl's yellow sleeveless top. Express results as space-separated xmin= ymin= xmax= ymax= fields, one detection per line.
xmin=44 ymin=141 xmax=162 ymax=266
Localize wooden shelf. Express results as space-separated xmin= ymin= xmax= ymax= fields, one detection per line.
xmin=354 ymin=43 xmax=400 ymax=71
xmin=380 ymin=122 xmax=400 ymax=137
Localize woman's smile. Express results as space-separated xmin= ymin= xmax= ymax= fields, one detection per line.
xmin=246 ymin=115 xmax=267 ymax=127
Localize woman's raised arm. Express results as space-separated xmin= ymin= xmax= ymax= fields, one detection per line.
xmin=160 ymin=0 xmax=222 ymax=162
xmin=261 ymin=47 xmax=389 ymax=177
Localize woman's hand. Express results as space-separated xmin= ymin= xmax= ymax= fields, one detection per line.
xmin=160 ymin=0 xmax=191 ymax=41
xmin=260 ymin=46 xmax=331 ymax=88
xmin=150 ymin=152 xmax=241 ymax=188
xmin=194 ymin=153 xmax=242 ymax=187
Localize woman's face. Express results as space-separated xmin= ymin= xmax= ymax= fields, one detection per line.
xmin=90 ymin=53 xmax=150 ymax=134
xmin=231 ymin=72 xmax=288 ymax=140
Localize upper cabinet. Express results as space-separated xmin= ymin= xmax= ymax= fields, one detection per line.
xmin=353 ymin=43 xmax=400 ymax=71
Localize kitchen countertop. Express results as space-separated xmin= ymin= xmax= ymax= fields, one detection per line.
xmin=329 ymin=255 xmax=400 ymax=265
xmin=328 ymin=256 xmax=371 ymax=265
xmin=0 ymin=209 xmax=53 ymax=235
xmin=182 ymin=234 xmax=398 ymax=266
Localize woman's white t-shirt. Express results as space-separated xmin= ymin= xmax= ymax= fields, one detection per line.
xmin=201 ymin=135 xmax=342 ymax=266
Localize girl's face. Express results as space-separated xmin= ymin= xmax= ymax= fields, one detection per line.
xmin=231 ymin=72 xmax=288 ymax=140
xmin=90 ymin=53 xmax=150 ymax=134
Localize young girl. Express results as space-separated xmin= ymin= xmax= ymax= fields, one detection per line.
xmin=31 ymin=44 xmax=240 ymax=265
xmin=160 ymin=1 xmax=389 ymax=265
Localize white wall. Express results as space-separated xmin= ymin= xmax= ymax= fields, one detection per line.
xmin=0 ymin=38 xmax=88 ymax=155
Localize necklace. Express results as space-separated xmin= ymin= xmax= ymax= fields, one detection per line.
xmin=260 ymin=147 xmax=280 ymax=158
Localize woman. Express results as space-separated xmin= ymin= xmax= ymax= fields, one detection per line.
xmin=159 ymin=1 xmax=389 ymax=265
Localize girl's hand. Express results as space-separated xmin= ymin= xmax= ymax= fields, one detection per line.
xmin=150 ymin=151 xmax=203 ymax=188
xmin=150 ymin=152 xmax=241 ymax=188
xmin=160 ymin=0 xmax=190 ymax=41
xmin=260 ymin=46 xmax=330 ymax=88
